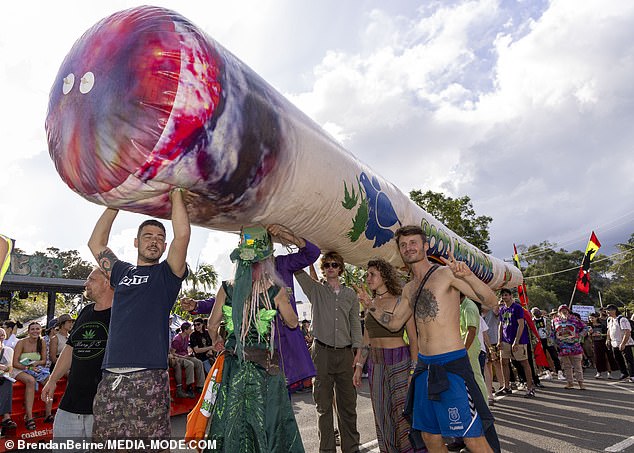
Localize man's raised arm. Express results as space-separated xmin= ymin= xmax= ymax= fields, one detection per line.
xmin=441 ymin=250 xmax=498 ymax=309
xmin=88 ymin=208 xmax=120 ymax=277
xmin=357 ymin=286 xmax=413 ymax=332
xmin=166 ymin=188 xmax=190 ymax=278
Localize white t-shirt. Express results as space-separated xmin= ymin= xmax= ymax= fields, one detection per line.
xmin=4 ymin=334 xmax=18 ymax=350
xmin=607 ymin=316 xmax=634 ymax=348
xmin=478 ymin=316 xmax=489 ymax=353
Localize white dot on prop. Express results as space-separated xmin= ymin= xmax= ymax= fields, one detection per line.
xmin=62 ymin=73 xmax=75 ymax=95
xmin=79 ymin=71 xmax=95 ymax=94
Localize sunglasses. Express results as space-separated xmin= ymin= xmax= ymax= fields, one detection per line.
xmin=194 ymin=323 xmax=202 ymax=326
xmin=323 ymin=262 xmax=340 ymax=269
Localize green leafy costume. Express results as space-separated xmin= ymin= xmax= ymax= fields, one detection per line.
xmin=205 ymin=282 xmax=304 ymax=453
xmin=205 ymin=226 xmax=305 ymax=453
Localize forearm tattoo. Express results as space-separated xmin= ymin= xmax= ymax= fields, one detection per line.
xmin=96 ymin=248 xmax=118 ymax=273
xmin=415 ymin=288 xmax=439 ymax=322
xmin=360 ymin=346 xmax=369 ymax=360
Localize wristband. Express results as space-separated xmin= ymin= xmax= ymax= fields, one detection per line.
xmin=355 ymin=362 xmax=364 ymax=368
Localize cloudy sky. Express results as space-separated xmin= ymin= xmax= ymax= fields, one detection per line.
xmin=1 ymin=0 xmax=633 ymax=290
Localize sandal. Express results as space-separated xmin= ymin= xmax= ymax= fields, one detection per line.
xmin=25 ymin=418 xmax=36 ymax=430
xmin=0 ymin=419 xmax=17 ymax=429
xmin=43 ymin=414 xmax=55 ymax=424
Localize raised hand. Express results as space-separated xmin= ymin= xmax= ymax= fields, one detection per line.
xmin=440 ymin=249 xmax=472 ymax=279
xmin=353 ymin=284 xmax=372 ymax=310
xmin=179 ymin=297 xmax=196 ymax=312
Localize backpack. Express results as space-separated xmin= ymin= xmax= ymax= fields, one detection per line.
xmin=617 ymin=315 xmax=634 ymax=332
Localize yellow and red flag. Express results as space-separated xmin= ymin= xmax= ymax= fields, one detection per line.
xmin=575 ymin=231 xmax=601 ymax=294
xmin=513 ymin=244 xmax=529 ymax=306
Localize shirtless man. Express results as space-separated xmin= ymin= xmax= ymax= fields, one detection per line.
xmin=358 ymin=225 xmax=500 ymax=453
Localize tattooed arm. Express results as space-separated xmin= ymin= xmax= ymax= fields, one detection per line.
xmin=88 ymin=208 xmax=120 ymax=277
xmin=364 ymin=291 xmax=414 ymax=332
xmin=441 ymin=250 xmax=497 ymax=309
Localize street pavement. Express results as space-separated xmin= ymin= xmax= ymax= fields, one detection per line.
xmin=172 ymin=367 xmax=634 ymax=452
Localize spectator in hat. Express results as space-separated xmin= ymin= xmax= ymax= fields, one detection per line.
xmin=49 ymin=314 xmax=74 ymax=373
xmin=605 ymin=304 xmax=634 ymax=382
xmin=552 ymin=305 xmax=589 ymax=389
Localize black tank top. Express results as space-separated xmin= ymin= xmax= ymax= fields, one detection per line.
xmin=365 ymin=312 xmax=405 ymax=339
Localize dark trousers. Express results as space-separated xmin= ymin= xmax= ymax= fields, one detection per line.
xmin=540 ymin=338 xmax=562 ymax=372
xmin=592 ymin=339 xmax=615 ymax=373
xmin=611 ymin=345 xmax=634 ymax=377
xmin=312 ymin=342 xmax=360 ymax=453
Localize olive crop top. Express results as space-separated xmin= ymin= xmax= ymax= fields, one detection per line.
xmin=365 ymin=311 xmax=406 ymax=339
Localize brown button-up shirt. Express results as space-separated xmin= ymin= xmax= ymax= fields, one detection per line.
xmin=295 ymin=270 xmax=362 ymax=349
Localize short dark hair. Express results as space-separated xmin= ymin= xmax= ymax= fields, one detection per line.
xmin=180 ymin=322 xmax=192 ymax=332
xmin=137 ymin=219 xmax=166 ymax=238
xmin=321 ymin=251 xmax=345 ymax=276
xmin=500 ymin=288 xmax=512 ymax=296
xmin=394 ymin=225 xmax=426 ymax=245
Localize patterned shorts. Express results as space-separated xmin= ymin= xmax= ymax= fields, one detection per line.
xmin=92 ymin=369 xmax=170 ymax=449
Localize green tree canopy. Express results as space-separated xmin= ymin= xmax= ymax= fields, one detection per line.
xmin=409 ymin=189 xmax=492 ymax=253
xmin=518 ymin=241 xmax=611 ymax=309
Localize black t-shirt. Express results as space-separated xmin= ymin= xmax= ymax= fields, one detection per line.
xmin=59 ymin=303 xmax=111 ymax=414
xmin=189 ymin=330 xmax=213 ymax=362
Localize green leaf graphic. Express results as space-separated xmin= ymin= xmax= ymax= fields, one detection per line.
xmin=341 ymin=181 xmax=358 ymax=210
xmin=347 ymin=197 xmax=369 ymax=242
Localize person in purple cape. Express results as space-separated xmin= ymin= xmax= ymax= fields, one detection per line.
xmin=180 ymin=224 xmax=319 ymax=389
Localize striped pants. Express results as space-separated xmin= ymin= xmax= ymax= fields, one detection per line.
xmin=368 ymin=346 xmax=415 ymax=453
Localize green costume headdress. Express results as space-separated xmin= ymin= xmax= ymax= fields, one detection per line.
xmin=229 ymin=225 xmax=275 ymax=359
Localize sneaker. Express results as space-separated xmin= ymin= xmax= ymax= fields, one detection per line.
xmin=629 ymin=377 xmax=634 ymax=383
xmin=618 ymin=373 xmax=628 ymax=380
xmin=536 ymin=382 xmax=546 ymax=388
xmin=607 ymin=372 xmax=613 ymax=379
xmin=557 ymin=371 xmax=566 ymax=380
xmin=578 ymin=382 xmax=586 ymax=390
xmin=523 ymin=389 xmax=536 ymax=398
xmin=595 ymin=372 xmax=602 ymax=379
xmin=542 ymin=371 xmax=553 ymax=380
xmin=517 ymin=382 xmax=526 ymax=391
xmin=510 ymin=382 xmax=518 ymax=390
xmin=495 ymin=387 xmax=512 ymax=396
xmin=564 ymin=383 xmax=574 ymax=389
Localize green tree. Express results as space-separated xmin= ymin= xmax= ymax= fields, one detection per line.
xmin=183 ymin=263 xmax=218 ymax=299
xmin=32 ymin=247 xmax=93 ymax=279
xmin=519 ymin=242 xmax=611 ymax=308
xmin=172 ymin=263 xmax=219 ymax=320
xmin=409 ymin=190 xmax=492 ymax=253
xmin=604 ymin=233 xmax=634 ymax=314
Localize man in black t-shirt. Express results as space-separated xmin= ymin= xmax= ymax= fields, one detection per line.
xmin=42 ymin=267 xmax=113 ymax=444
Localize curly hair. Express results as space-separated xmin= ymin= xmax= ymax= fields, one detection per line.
xmin=367 ymin=258 xmax=402 ymax=296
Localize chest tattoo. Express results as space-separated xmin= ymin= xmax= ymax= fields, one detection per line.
xmin=415 ymin=288 xmax=439 ymax=322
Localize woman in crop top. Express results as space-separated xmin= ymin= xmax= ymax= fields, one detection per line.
xmin=12 ymin=322 xmax=53 ymax=430
xmin=353 ymin=259 xmax=419 ymax=453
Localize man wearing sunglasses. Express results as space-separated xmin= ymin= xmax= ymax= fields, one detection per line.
xmin=295 ymin=252 xmax=362 ymax=453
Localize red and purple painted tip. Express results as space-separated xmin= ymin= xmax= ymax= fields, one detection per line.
xmin=46 ymin=6 xmax=224 ymax=209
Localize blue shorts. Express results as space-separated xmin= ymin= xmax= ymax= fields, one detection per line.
xmin=412 ymin=349 xmax=484 ymax=438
